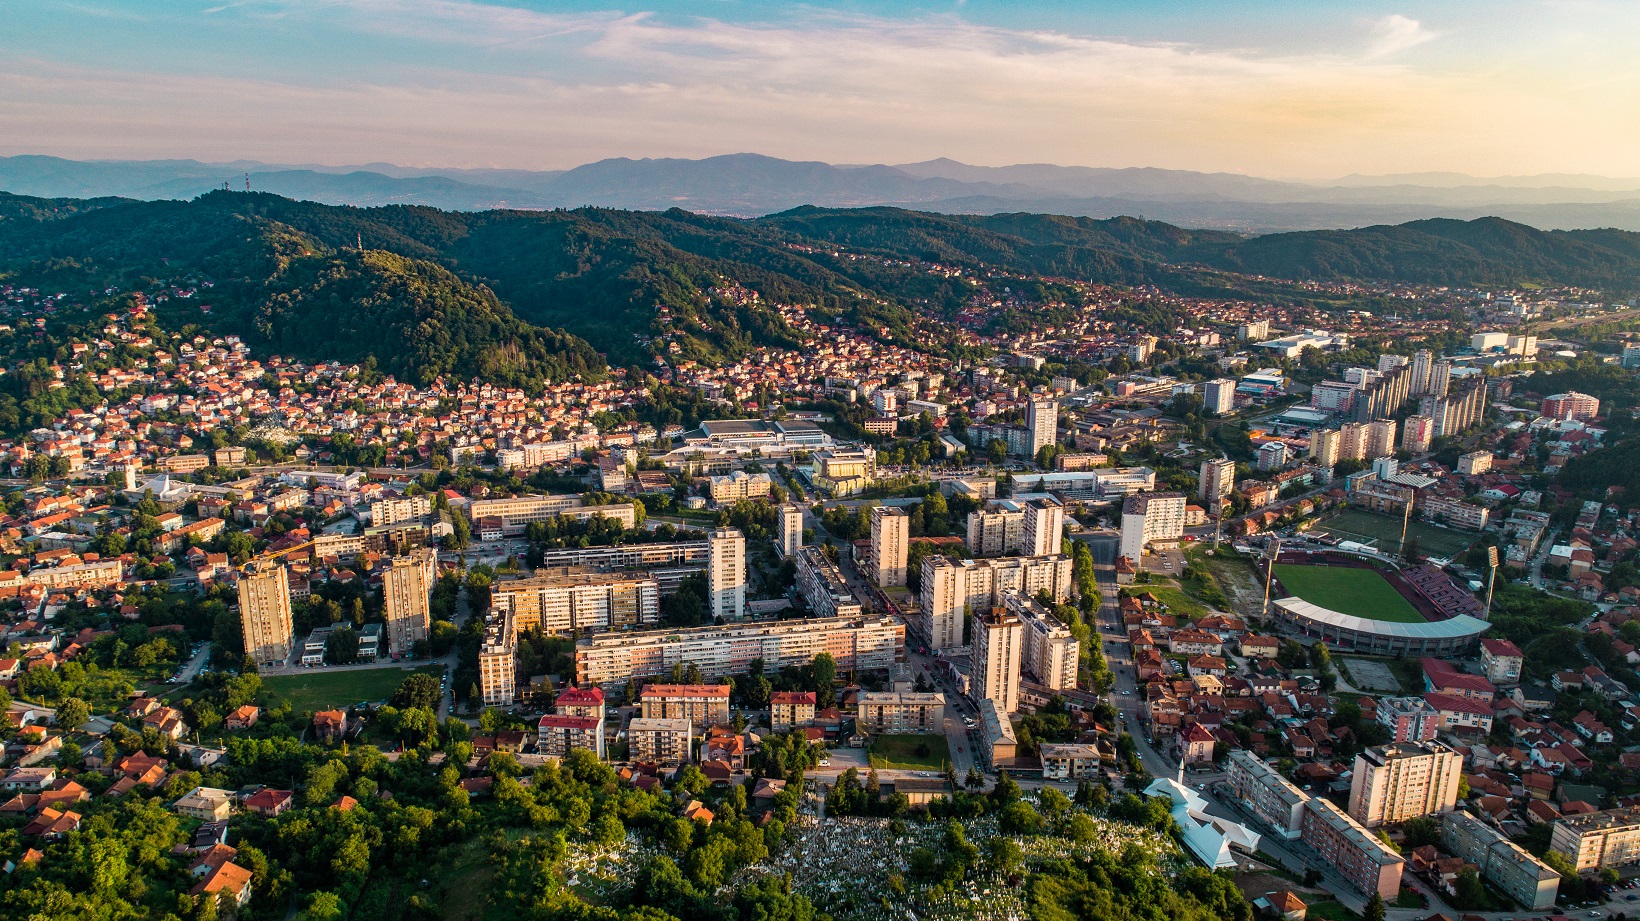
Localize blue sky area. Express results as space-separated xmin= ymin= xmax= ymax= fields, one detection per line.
xmin=4 ymin=1 xmax=1636 ymax=177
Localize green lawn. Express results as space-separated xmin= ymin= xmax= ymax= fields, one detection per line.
xmin=1314 ymin=509 xmax=1476 ymax=559
xmin=867 ymin=733 xmax=952 ymax=770
xmin=1125 ymin=581 xmax=1214 ymax=619
xmin=259 ymin=664 xmax=444 ymax=713
xmin=1272 ymin=564 xmax=1425 ymax=623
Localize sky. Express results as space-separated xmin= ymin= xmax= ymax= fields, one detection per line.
xmin=4 ymin=1 xmax=1639 ymax=178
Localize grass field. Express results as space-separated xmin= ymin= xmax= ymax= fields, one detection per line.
xmin=1272 ymin=563 xmax=1426 ymax=623
xmin=260 ymin=664 xmax=444 ymax=713
xmin=1313 ymin=509 xmax=1476 ymax=559
xmin=868 ymin=733 xmax=952 ymax=770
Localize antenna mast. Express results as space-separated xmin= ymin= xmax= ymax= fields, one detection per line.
xmin=244 ymin=172 xmax=250 ymax=192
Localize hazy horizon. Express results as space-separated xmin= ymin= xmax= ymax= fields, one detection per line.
xmin=7 ymin=1 xmax=1640 ymax=180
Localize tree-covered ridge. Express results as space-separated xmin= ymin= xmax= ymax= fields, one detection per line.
xmin=247 ymin=249 xmax=605 ymax=387
xmin=7 ymin=191 xmax=1640 ymax=388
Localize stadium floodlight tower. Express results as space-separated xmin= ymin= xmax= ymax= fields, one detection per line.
xmin=1259 ymin=536 xmax=1282 ymax=625
xmin=1483 ymin=545 xmax=1499 ymax=621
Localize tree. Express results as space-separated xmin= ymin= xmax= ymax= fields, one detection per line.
xmin=392 ymin=673 xmax=442 ymax=710
xmin=965 ymin=765 xmax=985 ymax=790
xmin=324 ymin=628 xmax=359 ymax=665
xmin=56 ymin=696 xmax=90 ymax=731
xmin=1362 ymin=891 xmax=1386 ymax=921
xmin=810 ymin=653 xmax=836 ymax=709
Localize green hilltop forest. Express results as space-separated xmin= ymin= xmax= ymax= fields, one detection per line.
xmin=5 ymin=190 xmax=1640 ymax=387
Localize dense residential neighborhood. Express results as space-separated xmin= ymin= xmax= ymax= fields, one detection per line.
xmin=4 ymin=206 xmax=1640 ymax=921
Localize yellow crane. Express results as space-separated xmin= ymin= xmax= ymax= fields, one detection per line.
xmin=236 ymin=537 xmax=323 ymax=573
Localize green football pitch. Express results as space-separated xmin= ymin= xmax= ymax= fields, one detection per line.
xmin=1272 ymin=563 xmax=1426 ymax=623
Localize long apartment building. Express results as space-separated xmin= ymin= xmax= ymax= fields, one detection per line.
xmin=467 ymin=494 xmax=638 ymax=537
xmin=1300 ymin=797 xmax=1406 ymax=900
xmin=1442 ymin=810 xmax=1559 ymax=910
xmin=489 ymin=570 xmax=661 ymax=636
xmin=794 ymin=546 xmax=864 ymax=619
xmin=639 ymin=684 xmax=731 ymax=726
xmin=1421 ymin=377 xmax=1488 ymax=438
xmin=382 ymin=549 xmax=436 ymax=657
xmin=856 ymin=692 xmax=946 ymax=734
xmin=1004 ymin=592 xmax=1080 ymax=692
xmin=1348 ymin=742 xmax=1464 ymax=828
xmin=238 ymin=565 xmax=294 ymax=667
xmin=534 ymin=541 xmax=708 ymax=593
xmin=574 ymin=614 xmax=903 ymax=689
xmin=1225 ymin=750 xmax=1308 ymax=840
xmin=1550 ymin=805 xmax=1640 ymax=872
xmin=919 ymin=553 xmax=1073 ymax=652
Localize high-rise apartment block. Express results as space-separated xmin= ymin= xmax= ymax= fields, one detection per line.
xmin=1119 ymin=492 xmax=1187 ymax=562
xmin=478 ymin=610 xmax=516 ymax=706
xmin=1026 ymin=399 xmax=1058 ymax=458
xmin=382 ymin=549 xmax=436 ymax=657
xmin=1348 ymin=742 xmax=1464 ymax=827
xmin=1199 ymin=457 xmax=1237 ymax=508
xmin=919 ymin=554 xmax=1074 ymax=651
xmin=972 ymin=608 xmax=1023 ymax=715
xmin=1401 ymin=415 xmax=1435 ymax=454
xmin=708 ymin=528 xmax=746 ymax=620
xmin=1311 ymin=428 xmax=1341 ymax=466
xmin=1005 ymin=592 xmax=1079 ymax=691
xmin=1021 ymin=498 xmax=1065 ymax=557
xmin=1204 ymin=378 xmax=1237 ymax=415
xmin=1410 ymin=349 xmax=1434 ymax=395
xmin=779 ymin=504 xmax=803 ymax=557
xmin=870 ymin=506 xmax=909 ymax=587
xmin=238 ymin=565 xmax=294 ymax=667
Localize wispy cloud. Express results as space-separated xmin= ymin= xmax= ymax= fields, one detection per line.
xmin=1 ymin=1 xmax=1635 ymax=177
xmin=1366 ymin=13 xmax=1438 ymax=59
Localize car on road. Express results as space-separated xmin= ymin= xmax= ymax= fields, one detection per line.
xmin=819 ymin=759 xmax=831 ymax=767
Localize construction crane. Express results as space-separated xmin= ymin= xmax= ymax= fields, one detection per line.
xmin=236 ymin=537 xmax=323 ymax=574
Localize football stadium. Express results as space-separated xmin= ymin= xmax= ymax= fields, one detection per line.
xmin=1261 ymin=550 xmax=1490 ymax=656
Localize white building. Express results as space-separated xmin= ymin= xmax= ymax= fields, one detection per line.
xmin=708 ymin=528 xmax=746 ymax=620
xmin=1026 ymin=399 xmax=1058 ymax=458
xmin=1021 ymin=498 xmax=1065 ymax=558
xmin=870 ymin=506 xmax=909 ymax=587
xmin=778 ymin=504 xmax=803 ymax=558
xmin=1119 ymin=492 xmax=1187 ymax=562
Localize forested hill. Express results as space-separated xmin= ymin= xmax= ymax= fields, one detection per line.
xmin=4 ymin=191 xmax=1640 ymax=386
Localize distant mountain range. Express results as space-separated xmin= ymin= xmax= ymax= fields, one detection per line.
xmin=5 ymin=153 xmax=1640 ymax=234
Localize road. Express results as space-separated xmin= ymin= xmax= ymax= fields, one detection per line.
xmin=175 ymin=642 xmax=214 ymax=684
